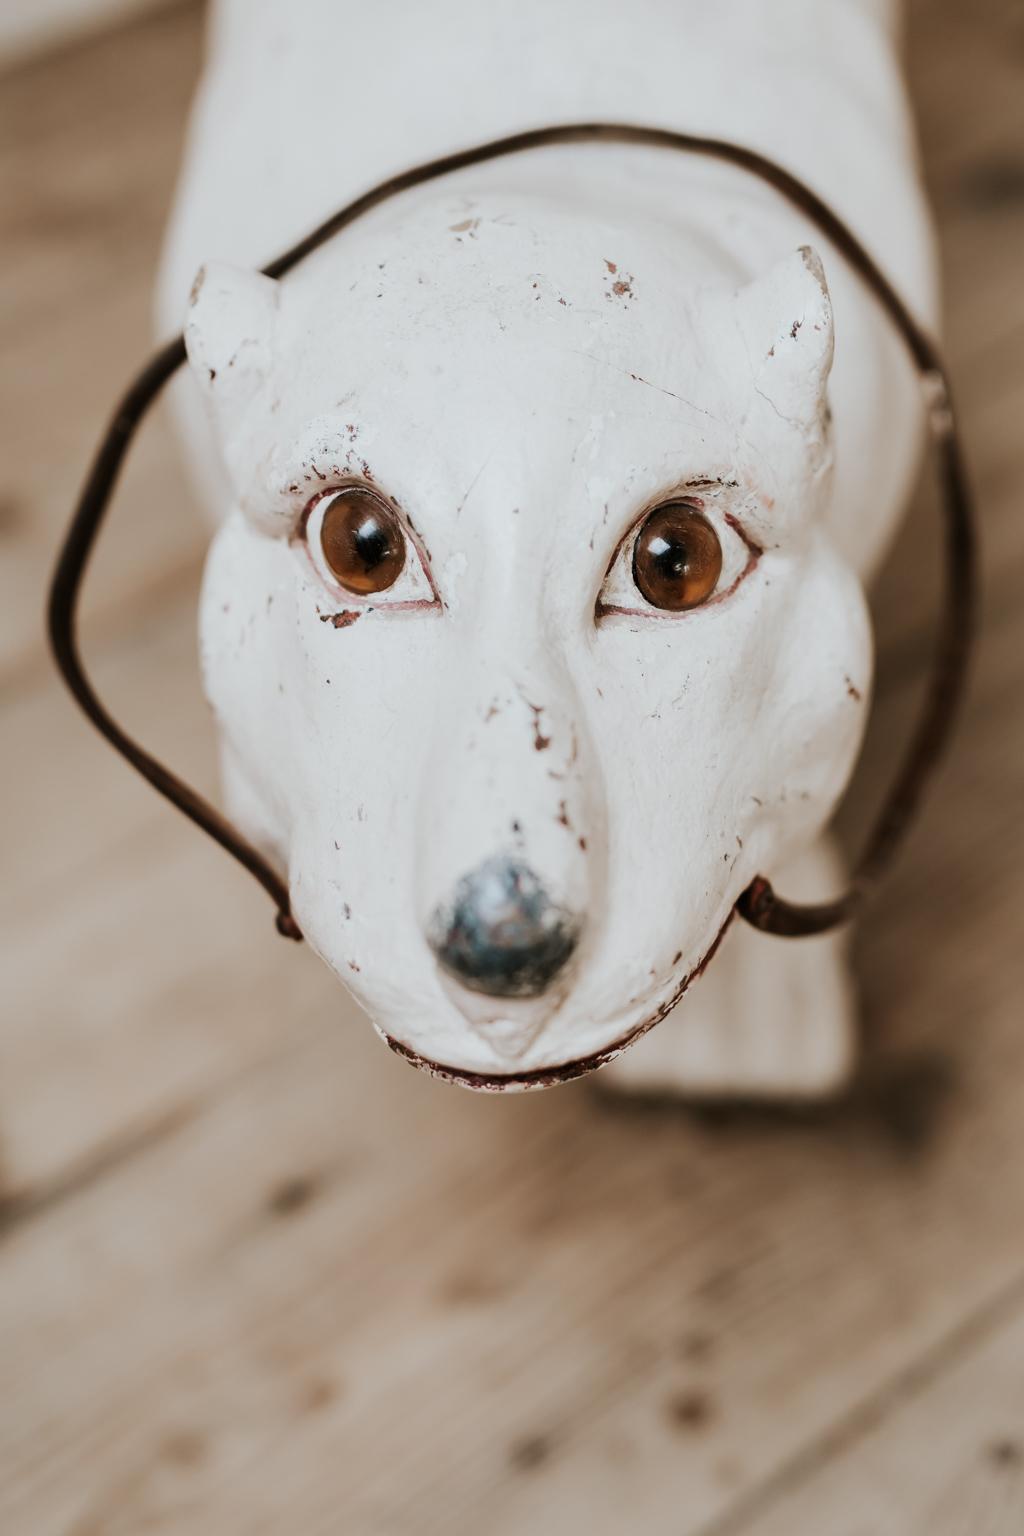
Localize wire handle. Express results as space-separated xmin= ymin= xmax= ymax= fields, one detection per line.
xmin=47 ymin=122 xmax=977 ymax=944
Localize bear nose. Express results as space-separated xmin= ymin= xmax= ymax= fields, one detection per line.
xmin=427 ymin=855 xmax=582 ymax=999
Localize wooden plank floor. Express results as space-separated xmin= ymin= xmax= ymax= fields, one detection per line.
xmin=1 ymin=3 xmax=1022 ymax=1531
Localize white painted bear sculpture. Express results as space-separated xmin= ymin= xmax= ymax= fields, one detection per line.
xmin=158 ymin=0 xmax=938 ymax=1095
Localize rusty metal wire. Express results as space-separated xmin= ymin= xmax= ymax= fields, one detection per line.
xmin=47 ymin=123 xmax=977 ymax=943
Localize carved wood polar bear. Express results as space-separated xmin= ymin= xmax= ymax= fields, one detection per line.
xmin=157 ymin=0 xmax=938 ymax=1094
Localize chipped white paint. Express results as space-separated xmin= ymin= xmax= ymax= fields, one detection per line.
xmin=158 ymin=0 xmax=937 ymax=1094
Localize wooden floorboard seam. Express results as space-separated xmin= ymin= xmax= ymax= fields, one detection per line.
xmin=692 ymin=1259 xmax=1024 ymax=1536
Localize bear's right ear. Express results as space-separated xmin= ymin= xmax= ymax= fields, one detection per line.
xmin=184 ymin=262 xmax=280 ymax=417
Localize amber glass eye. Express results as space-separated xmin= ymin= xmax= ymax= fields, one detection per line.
xmin=632 ymin=502 xmax=723 ymax=611
xmin=317 ymin=488 xmax=406 ymax=595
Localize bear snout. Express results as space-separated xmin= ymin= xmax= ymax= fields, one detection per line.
xmin=426 ymin=855 xmax=582 ymax=999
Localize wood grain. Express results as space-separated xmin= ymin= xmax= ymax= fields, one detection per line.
xmin=0 ymin=0 xmax=205 ymax=687
xmin=0 ymin=0 xmax=1021 ymax=1531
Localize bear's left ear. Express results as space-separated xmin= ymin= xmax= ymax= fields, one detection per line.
xmin=732 ymin=246 xmax=834 ymax=430
xmin=184 ymin=262 xmax=280 ymax=418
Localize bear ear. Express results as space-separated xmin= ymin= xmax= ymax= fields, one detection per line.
xmin=184 ymin=262 xmax=280 ymax=414
xmin=732 ymin=246 xmax=834 ymax=430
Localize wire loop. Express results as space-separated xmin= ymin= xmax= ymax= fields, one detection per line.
xmin=47 ymin=122 xmax=977 ymax=943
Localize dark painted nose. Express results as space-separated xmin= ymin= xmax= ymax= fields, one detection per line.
xmin=427 ymin=856 xmax=582 ymax=999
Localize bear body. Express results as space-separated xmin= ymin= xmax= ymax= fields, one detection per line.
xmin=158 ymin=0 xmax=937 ymax=1094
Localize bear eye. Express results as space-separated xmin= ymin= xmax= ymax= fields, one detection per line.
xmin=597 ymin=495 xmax=759 ymax=621
xmin=300 ymin=484 xmax=438 ymax=613
xmin=316 ymin=487 xmax=406 ymax=595
xmin=631 ymin=502 xmax=722 ymax=611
